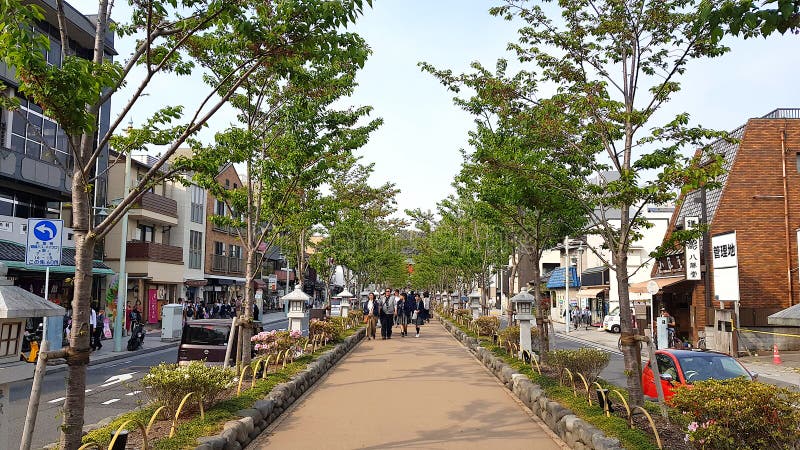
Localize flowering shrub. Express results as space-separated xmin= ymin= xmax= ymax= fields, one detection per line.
xmin=309 ymin=319 xmax=339 ymax=342
xmin=141 ymin=361 xmax=234 ymax=416
xmin=251 ymin=329 xmax=302 ymax=355
xmin=474 ymin=316 xmax=500 ymax=336
xmin=348 ymin=309 xmax=364 ymax=323
xmin=670 ymin=378 xmax=800 ymax=449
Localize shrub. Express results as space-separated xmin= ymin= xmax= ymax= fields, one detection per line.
xmin=498 ymin=325 xmax=540 ymax=350
xmin=309 ymin=319 xmax=339 ymax=342
xmin=348 ymin=309 xmax=364 ymax=323
xmin=454 ymin=309 xmax=472 ymax=320
xmin=141 ymin=361 xmax=235 ymax=416
xmin=670 ymin=378 xmax=800 ymax=450
xmin=474 ymin=316 xmax=500 ymax=336
xmin=545 ymin=348 xmax=610 ymax=382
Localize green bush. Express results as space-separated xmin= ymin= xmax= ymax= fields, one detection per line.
xmin=498 ymin=325 xmax=539 ymax=349
xmin=310 ymin=319 xmax=340 ymax=342
xmin=474 ymin=316 xmax=500 ymax=336
xmin=545 ymin=348 xmax=609 ymax=382
xmin=348 ymin=309 xmax=364 ymax=323
xmin=141 ymin=361 xmax=235 ymax=416
xmin=670 ymin=378 xmax=800 ymax=450
xmin=454 ymin=309 xmax=472 ymax=320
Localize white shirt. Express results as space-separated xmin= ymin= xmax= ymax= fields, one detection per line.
xmin=90 ymin=309 xmax=97 ymax=327
xmin=367 ymin=300 xmax=374 ymax=314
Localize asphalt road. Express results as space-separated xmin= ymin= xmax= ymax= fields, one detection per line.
xmin=10 ymin=319 xmax=288 ymax=449
xmin=551 ymin=334 xmax=629 ymax=388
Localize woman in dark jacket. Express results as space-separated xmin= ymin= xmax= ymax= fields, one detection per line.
xmin=413 ymin=295 xmax=425 ymax=338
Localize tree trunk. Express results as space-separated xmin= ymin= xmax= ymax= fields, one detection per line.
xmin=615 ymin=247 xmax=644 ymax=406
xmin=59 ymin=171 xmax=95 ymax=449
xmin=530 ymin=252 xmax=549 ymax=362
xmin=240 ymin=249 xmax=257 ymax=366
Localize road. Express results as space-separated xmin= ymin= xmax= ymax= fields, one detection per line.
xmin=552 ymin=334 xmax=629 ymax=387
xmin=10 ymin=319 xmax=288 ymax=449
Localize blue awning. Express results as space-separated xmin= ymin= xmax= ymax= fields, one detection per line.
xmin=546 ymin=267 xmax=580 ymax=289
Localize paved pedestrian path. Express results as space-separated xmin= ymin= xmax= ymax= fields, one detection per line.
xmin=252 ymin=322 xmax=566 ymax=449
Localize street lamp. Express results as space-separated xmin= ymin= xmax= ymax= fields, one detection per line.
xmin=511 ymin=289 xmax=535 ymax=357
xmin=468 ymin=289 xmax=481 ymax=319
xmin=339 ymin=288 xmax=353 ymax=318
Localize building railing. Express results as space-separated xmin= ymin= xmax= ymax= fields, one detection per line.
xmin=133 ymin=191 xmax=178 ymax=218
xmin=761 ymin=108 xmax=800 ymax=119
xmin=127 ymin=241 xmax=183 ymax=263
xmin=210 ymin=254 xmax=245 ymax=274
xmin=229 ymin=257 xmax=244 ymax=274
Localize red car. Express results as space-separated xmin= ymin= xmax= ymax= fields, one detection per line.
xmin=642 ymin=349 xmax=755 ymax=402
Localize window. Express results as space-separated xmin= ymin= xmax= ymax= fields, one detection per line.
xmin=10 ymin=98 xmax=68 ymax=161
xmin=656 ymin=354 xmax=678 ymax=380
xmin=190 ymin=185 xmax=204 ymax=223
xmin=214 ymin=198 xmax=226 ymax=217
xmin=230 ymin=245 xmax=242 ymax=259
xmin=189 ymin=231 xmax=202 ymax=269
xmin=0 ymin=321 xmax=21 ymax=357
xmin=214 ymin=241 xmax=225 ymax=255
xmin=137 ymin=225 xmax=154 ymax=242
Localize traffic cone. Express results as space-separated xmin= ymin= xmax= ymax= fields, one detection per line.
xmin=773 ymin=344 xmax=782 ymax=365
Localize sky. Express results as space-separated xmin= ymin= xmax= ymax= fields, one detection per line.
xmin=71 ymin=0 xmax=800 ymax=221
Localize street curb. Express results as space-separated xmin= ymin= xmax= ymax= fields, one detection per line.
xmin=42 ymin=317 xmax=288 ymax=376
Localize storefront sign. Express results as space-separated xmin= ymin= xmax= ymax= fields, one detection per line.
xmin=656 ymin=254 xmax=684 ymax=275
xmin=684 ymin=216 xmax=701 ymax=280
xmin=712 ymin=231 xmax=739 ymax=302
xmin=148 ymin=289 xmax=159 ymax=323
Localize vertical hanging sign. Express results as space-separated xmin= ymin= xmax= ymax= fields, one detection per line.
xmin=685 ymin=216 xmax=701 ymax=280
xmin=712 ymin=231 xmax=740 ymax=302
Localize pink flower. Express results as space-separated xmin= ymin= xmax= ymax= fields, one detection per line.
xmin=688 ymin=422 xmax=699 ymax=432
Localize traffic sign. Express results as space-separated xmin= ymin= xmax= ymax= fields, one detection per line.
xmin=26 ymin=218 xmax=63 ymax=266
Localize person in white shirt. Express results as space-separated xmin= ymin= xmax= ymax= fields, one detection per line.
xmin=89 ymin=306 xmax=98 ymax=351
xmin=363 ymin=292 xmax=379 ymax=340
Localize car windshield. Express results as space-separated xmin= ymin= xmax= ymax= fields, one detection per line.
xmin=678 ymin=354 xmax=751 ymax=383
xmin=608 ymin=307 xmax=620 ymax=316
xmin=183 ymin=325 xmax=229 ymax=345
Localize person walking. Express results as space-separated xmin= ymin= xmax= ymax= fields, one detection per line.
xmin=89 ymin=305 xmax=98 ymax=351
xmin=396 ymin=292 xmax=410 ymax=337
xmin=363 ymin=292 xmax=379 ymax=340
xmin=413 ymin=294 xmax=425 ymax=338
xmin=94 ymin=309 xmax=105 ymax=350
xmin=379 ymin=289 xmax=396 ymax=339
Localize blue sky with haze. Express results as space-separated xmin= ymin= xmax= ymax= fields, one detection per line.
xmin=73 ymin=0 xmax=800 ymax=220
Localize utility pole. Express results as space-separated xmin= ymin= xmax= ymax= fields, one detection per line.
xmin=565 ymin=236 xmax=570 ymax=335
xmin=114 ymin=153 xmax=132 ymax=352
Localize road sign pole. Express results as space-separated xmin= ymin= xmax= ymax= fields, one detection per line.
xmin=42 ymin=266 xmax=49 ymax=345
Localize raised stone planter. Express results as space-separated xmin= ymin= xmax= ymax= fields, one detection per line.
xmin=437 ymin=314 xmax=622 ymax=450
xmin=194 ymin=329 xmax=365 ymax=450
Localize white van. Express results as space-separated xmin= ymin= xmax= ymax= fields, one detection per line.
xmin=602 ymin=306 xmax=621 ymax=333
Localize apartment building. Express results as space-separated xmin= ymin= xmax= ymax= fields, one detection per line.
xmin=104 ymin=154 xmax=183 ymax=325
xmin=203 ymin=164 xmax=247 ymax=304
xmin=0 ymin=0 xmax=115 ymax=307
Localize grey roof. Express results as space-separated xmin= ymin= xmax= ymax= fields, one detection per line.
xmin=510 ymin=290 xmax=535 ymax=303
xmin=767 ymin=303 xmax=800 ymax=326
xmin=282 ymin=285 xmax=310 ymax=301
xmin=675 ymin=124 xmax=746 ymax=227
xmin=0 ymin=241 xmax=112 ymax=270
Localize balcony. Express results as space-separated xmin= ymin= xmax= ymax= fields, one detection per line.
xmin=128 ymin=191 xmax=178 ymax=225
xmin=127 ymin=241 xmax=183 ymax=264
xmin=211 ymin=254 xmax=245 ymax=274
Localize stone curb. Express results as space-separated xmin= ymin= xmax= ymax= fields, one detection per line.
xmin=194 ymin=328 xmax=366 ymax=450
xmin=437 ymin=315 xmax=623 ymax=450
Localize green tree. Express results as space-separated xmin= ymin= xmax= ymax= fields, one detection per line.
xmin=698 ymin=0 xmax=800 ymax=37
xmin=0 ymin=0 xmax=374 ymax=444
xmin=488 ymin=0 xmax=729 ymax=405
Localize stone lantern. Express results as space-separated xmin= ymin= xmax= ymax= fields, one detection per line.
xmin=359 ymin=290 xmax=369 ymax=311
xmin=468 ymin=290 xmax=482 ymax=319
xmin=282 ymin=285 xmax=309 ymax=333
xmin=451 ymin=293 xmax=463 ymax=310
xmin=441 ymin=292 xmax=449 ymax=311
xmin=338 ymin=289 xmax=353 ymax=318
xmin=510 ymin=289 xmax=536 ymax=356
xmin=0 ymin=262 xmax=64 ymax=449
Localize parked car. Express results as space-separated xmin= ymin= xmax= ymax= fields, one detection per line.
xmin=642 ymin=349 xmax=755 ymax=401
xmin=602 ymin=307 xmax=621 ymax=333
xmin=178 ymin=319 xmax=237 ymax=366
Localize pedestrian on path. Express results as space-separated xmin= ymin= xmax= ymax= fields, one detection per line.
xmin=413 ymin=295 xmax=425 ymax=338
xmin=380 ymin=289 xmax=396 ymax=339
xmin=363 ymin=292 xmax=379 ymax=340
xmin=396 ymin=292 xmax=410 ymax=337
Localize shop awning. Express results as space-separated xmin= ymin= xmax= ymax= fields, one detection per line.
xmin=768 ymin=303 xmax=800 ymax=326
xmin=252 ymin=279 xmax=267 ymax=289
xmin=275 ymin=271 xmax=295 ymax=282
xmin=0 ymin=241 xmax=114 ymax=275
xmin=578 ymin=287 xmax=607 ymax=298
xmin=629 ymin=276 xmax=685 ymax=294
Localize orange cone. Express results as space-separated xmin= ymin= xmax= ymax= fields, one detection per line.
xmin=773 ymin=344 xmax=782 ymax=365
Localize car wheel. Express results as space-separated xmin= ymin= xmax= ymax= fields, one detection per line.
xmin=611 ymin=325 xmax=621 ymax=333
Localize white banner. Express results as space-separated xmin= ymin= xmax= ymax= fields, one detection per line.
xmin=685 ymin=216 xmax=701 ymax=280
xmin=712 ymin=231 xmax=740 ymax=302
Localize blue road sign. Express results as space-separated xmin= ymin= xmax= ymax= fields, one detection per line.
xmin=26 ymin=218 xmax=63 ymax=266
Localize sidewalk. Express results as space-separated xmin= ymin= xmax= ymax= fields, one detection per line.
xmin=251 ymin=322 xmax=566 ymax=449
xmin=42 ymin=311 xmax=288 ymax=375
xmin=555 ymin=327 xmax=800 ymax=388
